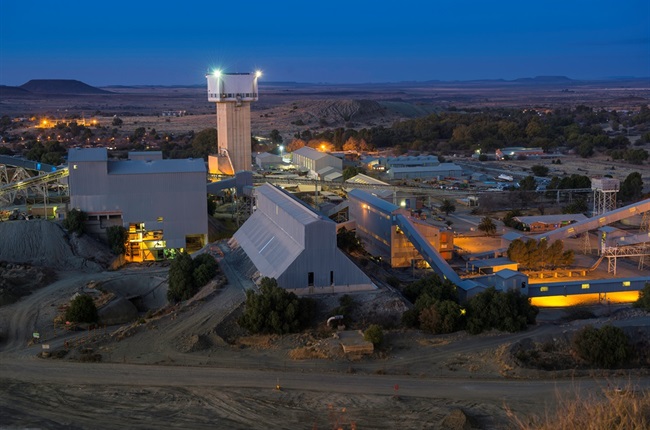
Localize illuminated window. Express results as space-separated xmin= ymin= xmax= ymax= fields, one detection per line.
xmin=157 ymin=217 xmax=163 ymax=222
xmin=581 ymin=283 xmax=590 ymax=290
xmin=622 ymin=281 xmax=631 ymax=287
xmin=540 ymin=286 xmax=548 ymax=292
xmin=73 ymin=164 xmax=78 ymax=169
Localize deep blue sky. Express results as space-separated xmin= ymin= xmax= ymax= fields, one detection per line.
xmin=1 ymin=0 xmax=648 ymax=86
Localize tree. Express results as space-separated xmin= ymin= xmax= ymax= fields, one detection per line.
xmin=191 ymin=128 xmax=217 ymax=160
xmin=111 ymin=116 xmax=123 ymax=127
xmin=419 ymin=300 xmax=463 ymax=334
xmin=634 ymin=283 xmax=650 ymax=311
xmin=207 ymin=196 xmax=217 ymax=216
xmin=192 ymin=253 xmax=218 ymax=287
xmin=439 ymin=199 xmax=456 ymax=216
xmin=287 ymin=138 xmax=306 ymax=152
xmin=337 ymin=228 xmax=363 ymax=253
xmin=478 ymin=217 xmax=497 ymax=236
xmin=466 ymin=288 xmax=538 ymax=334
xmin=531 ymin=165 xmax=549 ymax=177
xmin=65 ymin=295 xmax=98 ymax=323
xmin=518 ymin=175 xmax=537 ymax=191
xmin=167 ymin=252 xmax=196 ymax=302
xmin=106 ymin=225 xmax=128 ymax=255
xmin=363 ymin=324 xmax=384 ymax=346
xmin=63 ymin=209 xmax=87 ymax=236
xmin=572 ymin=325 xmax=630 ymax=368
xmin=619 ymin=172 xmax=643 ymax=202
xmin=269 ymin=129 xmax=282 ymax=144
xmin=238 ymin=277 xmax=315 ymax=334
xmin=342 ymin=166 xmax=364 ymax=180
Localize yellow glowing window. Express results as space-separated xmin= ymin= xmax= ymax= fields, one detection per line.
xmin=157 ymin=217 xmax=163 ymax=222
xmin=73 ymin=164 xmax=78 ymax=169
xmin=581 ymin=283 xmax=590 ymax=290
xmin=622 ymin=281 xmax=631 ymax=287
xmin=540 ymin=286 xmax=549 ymax=292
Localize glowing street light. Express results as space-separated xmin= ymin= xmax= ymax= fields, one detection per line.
xmin=212 ymin=69 xmax=222 ymax=77
xmin=255 ymin=70 xmax=262 ymax=78
xmin=279 ymin=145 xmax=284 ymax=157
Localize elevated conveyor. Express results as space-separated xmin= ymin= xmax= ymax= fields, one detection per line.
xmin=393 ymin=213 xmax=463 ymax=286
xmin=534 ymin=198 xmax=650 ymax=243
xmin=0 ymin=168 xmax=69 ymax=199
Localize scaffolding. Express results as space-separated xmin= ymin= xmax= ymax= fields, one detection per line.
xmin=602 ymin=243 xmax=650 ymax=275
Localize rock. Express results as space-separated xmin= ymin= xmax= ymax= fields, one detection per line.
xmin=98 ymin=297 xmax=138 ymax=326
xmin=440 ymin=408 xmax=471 ymax=430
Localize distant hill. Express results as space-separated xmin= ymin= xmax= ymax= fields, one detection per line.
xmin=19 ymin=79 xmax=112 ymax=95
xmin=512 ymin=76 xmax=574 ymax=83
xmin=0 ymin=85 xmax=32 ymax=97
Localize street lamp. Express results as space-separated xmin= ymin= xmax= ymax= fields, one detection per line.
xmin=279 ymin=145 xmax=284 ymax=158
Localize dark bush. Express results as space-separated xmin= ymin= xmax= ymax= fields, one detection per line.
xmin=106 ymin=225 xmax=128 ymax=255
xmin=573 ymin=325 xmax=630 ymax=368
xmin=65 ymin=295 xmax=98 ymax=323
xmin=63 ymin=209 xmax=87 ymax=236
xmin=238 ymin=277 xmax=316 ymax=334
xmin=364 ymin=324 xmax=384 ymax=346
xmin=634 ymin=283 xmax=650 ymax=311
xmin=466 ymin=287 xmax=538 ymax=334
xmin=167 ymin=252 xmax=220 ymax=303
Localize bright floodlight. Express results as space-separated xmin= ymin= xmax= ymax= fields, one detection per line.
xmin=255 ymin=70 xmax=262 ymax=78
xmin=212 ymin=69 xmax=222 ymax=77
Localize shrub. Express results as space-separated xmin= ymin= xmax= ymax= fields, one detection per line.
xmin=106 ymin=225 xmax=128 ymax=255
xmin=62 ymin=209 xmax=87 ymax=236
xmin=634 ymin=283 xmax=650 ymax=311
xmin=419 ymin=300 xmax=463 ymax=334
xmin=238 ymin=277 xmax=315 ymax=334
xmin=466 ymin=288 xmax=538 ymax=334
xmin=167 ymin=252 xmax=219 ymax=303
xmin=364 ymin=324 xmax=384 ymax=346
xmin=572 ymin=325 xmax=630 ymax=368
xmin=65 ymin=295 xmax=98 ymax=323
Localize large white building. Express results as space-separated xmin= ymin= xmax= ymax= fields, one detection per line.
xmin=68 ymin=148 xmax=208 ymax=261
xmin=291 ymin=146 xmax=342 ymax=179
xmin=206 ymin=71 xmax=261 ymax=175
xmin=231 ymin=183 xmax=374 ymax=293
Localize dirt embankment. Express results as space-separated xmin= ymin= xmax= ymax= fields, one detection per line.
xmin=0 ymin=220 xmax=115 ymax=271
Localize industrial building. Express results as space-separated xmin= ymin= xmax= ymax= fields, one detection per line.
xmin=255 ymin=152 xmax=283 ymax=170
xmin=386 ymin=163 xmax=463 ymax=180
xmin=347 ymin=188 xmax=453 ymax=267
xmin=291 ymin=146 xmax=342 ymax=179
xmin=344 ymin=173 xmax=418 ymax=209
xmin=514 ymin=213 xmax=588 ymax=233
xmin=231 ymin=183 xmax=374 ymax=293
xmin=68 ymin=148 xmax=208 ymax=262
xmin=206 ymin=71 xmax=261 ymax=175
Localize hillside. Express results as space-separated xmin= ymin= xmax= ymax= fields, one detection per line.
xmin=19 ymin=79 xmax=112 ymax=95
xmin=0 ymin=86 xmax=32 ymax=97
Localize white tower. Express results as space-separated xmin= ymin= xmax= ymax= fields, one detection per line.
xmin=206 ymin=71 xmax=261 ymax=175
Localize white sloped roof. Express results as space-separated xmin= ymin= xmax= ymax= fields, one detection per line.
xmin=233 ymin=210 xmax=303 ymax=279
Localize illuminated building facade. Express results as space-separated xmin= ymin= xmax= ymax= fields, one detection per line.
xmin=68 ymin=148 xmax=207 ymax=262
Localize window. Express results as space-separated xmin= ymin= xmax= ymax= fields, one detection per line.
xmin=157 ymin=217 xmax=163 ymax=222
xmin=330 ymin=271 xmax=334 ymax=285
xmin=540 ymin=286 xmax=548 ymax=292
xmin=308 ymin=272 xmax=314 ymax=286
xmin=581 ymin=283 xmax=590 ymax=290
xmin=622 ymin=281 xmax=631 ymax=287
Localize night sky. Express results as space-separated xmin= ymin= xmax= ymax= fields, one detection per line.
xmin=1 ymin=0 xmax=648 ymax=86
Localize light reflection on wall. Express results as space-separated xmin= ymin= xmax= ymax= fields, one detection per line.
xmin=530 ymin=291 xmax=640 ymax=307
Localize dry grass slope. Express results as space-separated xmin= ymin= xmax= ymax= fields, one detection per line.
xmin=508 ymin=383 xmax=650 ymax=430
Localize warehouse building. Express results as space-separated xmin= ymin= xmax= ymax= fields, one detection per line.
xmin=386 ymin=163 xmax=463 ymax=180
xmin=291 ymin=146 xmax=342 ymax=179
xmin=514 ymin=214 xmax=588 ymax=233
xmin=231 ymin=183 xmax=374 ymax=293
xmin=67 ymin=148 xmax=208 ymax=262
xmin=348 ymin=188 xmax=453 ymax=267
